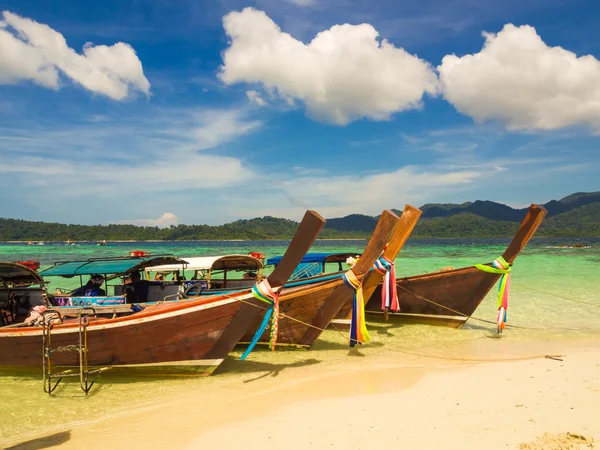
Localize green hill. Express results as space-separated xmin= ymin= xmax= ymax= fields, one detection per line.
xmin=1 ymin=191 xmax=599 ymax=240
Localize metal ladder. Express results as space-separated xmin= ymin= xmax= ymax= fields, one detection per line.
xmin=42 ymin=307 xmax=104 ymax=396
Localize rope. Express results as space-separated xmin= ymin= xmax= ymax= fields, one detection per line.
xmin=512 ymin=284 xmax=600 ymax=309
xmin=373 ymin=255 xmax=399 ymax=312
xmin=232 ymin=294 xmax=567 ymax=362
xmin=394 ymin=285 xmax=583 ymax=332
xmin=227 ymin=293 xmax=362 ymax=345
xmin=387 ymin=348 xmax=565 ymax=363
xmin=475 ymin=256 xmax=511 ymax=332
xmin=240 ymin=280 xmax=281 ymax=360
xmin=220 ymin=278 xmax=600 ymax=353
xmin=395 ymin=284 xmax=498 ymax=326
xmin=342 ymin=270 xmax=369 ymax=347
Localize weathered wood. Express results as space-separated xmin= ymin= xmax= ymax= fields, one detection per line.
xmin=334 ymin=204 xmax=422 ymax=321
xmin=0 ymin=210 xmax=326 ymax=374
xmin=239 ymin=209 xmax=402 ymax=348
xmin=268 ymin=210 xmax=326 ymax=287
xmin=365 ymin=204 xmax=547 ymax=327
xmin=299 ymin=209 xmax=400 ymax=346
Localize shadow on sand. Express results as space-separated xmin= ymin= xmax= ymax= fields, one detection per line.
xmin=5 ymin=431 xmax=71 ymax=450
xmin=215 ymin=356 xmax=321 ymax=382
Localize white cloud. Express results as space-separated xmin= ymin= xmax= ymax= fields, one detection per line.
xmin=0 ymin=108 xmax=261 ymax=198
xmin=219 ymin=8 xmax=439 ymax=125
xmin=246 ymin=90 xmax=267 ymax=106
xmin=286 ymin=0 xmax=317 ymax=6
xmin=0 ymin=10 xmax=150 ymax=100
xmin=237 ymin=164 xmax=484 ymax=219
xmin=116 ymin=213 xmax=179 ymax=228
xmin=185 ymin=109 xmax=263 ymax=150
xmin=439 ymin=24 xmax=600 ymax=131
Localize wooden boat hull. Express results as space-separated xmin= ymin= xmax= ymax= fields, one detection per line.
xmin=335 ymin=204 xmax=548 ymax=329
xmin=0 ymin=293 xmax=264 ymax=375
xmin=240 ymin=278 xmax=344 ymax=347
xmin=240 ymin=208 xmax=419 ymax=348
xmin=0 ymin=210 xmax=328 ymax=377
xmin=364 ymin=267 xmax=503 ymax=328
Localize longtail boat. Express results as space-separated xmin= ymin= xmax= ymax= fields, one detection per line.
xmin=331 ymin=204 xmax=423 ymax=327
xmin=239 ymin=205 xmax=422 ymax=349
xmin=362 ymin=204 xmax=547 ymax=328
xmin=0 ymin=210 xmax=326 ymax=375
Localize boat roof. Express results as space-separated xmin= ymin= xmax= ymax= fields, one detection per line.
xmin=40 ymin=255 xmax=187 ymax=277
xmin=267 ymin=252 xmax=360 ymax=266
xmin=146 ymin=254 xmax=263 ymax=272
xmin=0 ymin=262 xmax=45 ymax=287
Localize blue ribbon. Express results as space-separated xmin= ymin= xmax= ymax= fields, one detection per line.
xmin=240 ymin=303 xmax=274 ymax=360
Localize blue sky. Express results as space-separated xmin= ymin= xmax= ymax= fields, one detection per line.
xmin=0 ymin=0 xmax=599 ymax=226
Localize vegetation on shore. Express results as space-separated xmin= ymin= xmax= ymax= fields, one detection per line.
xmin=1 ymin=192 xmax=599 ymax=241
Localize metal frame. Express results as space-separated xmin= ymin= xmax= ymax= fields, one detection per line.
xmin=42 ymin=308 xmax=105 ymax=396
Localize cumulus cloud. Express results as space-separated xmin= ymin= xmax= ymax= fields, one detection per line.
xmin=116 ymin=213 xmax=179 ymax=228
xmin=439 ymin=24 xmax=600 ymax=131
xmin=0 ymin=10 xmax=150 ymax=99
xmin=219 ymin=8 xmax=439 ymax=125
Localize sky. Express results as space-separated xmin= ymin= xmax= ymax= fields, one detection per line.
xmin=0 ymin=0 xmax=599 ymax=227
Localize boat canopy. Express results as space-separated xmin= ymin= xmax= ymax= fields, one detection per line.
xmin=267 ymin=252 xmax=360 ymax=266
xmin=147 ymin=254 xmax=263 ymax=273
xmin=0 ymin=262 xmax=45 ymax=287
xmin=40 ymin=255 xmax=187 ymax=277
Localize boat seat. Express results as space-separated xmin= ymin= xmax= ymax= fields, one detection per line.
xmin=0 ymin=288 xmax=46 ymax=315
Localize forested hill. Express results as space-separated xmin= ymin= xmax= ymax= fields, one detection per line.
xmin=1 ymin=191 xmax=599 ymax=240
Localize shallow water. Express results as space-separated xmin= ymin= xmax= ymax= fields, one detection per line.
xmin=1 ymin=237 xmax=599 ymax=447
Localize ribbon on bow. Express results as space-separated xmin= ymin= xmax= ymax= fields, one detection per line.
xmin=342 ymin=270 xmax=370 ymax=347
xmin=373 ymin=255 xmax=399 ymax=313
xmin=475 ymin=256 xmax=511 ymax=333
xmin=241 ymin=279 xmax=280 ymax=360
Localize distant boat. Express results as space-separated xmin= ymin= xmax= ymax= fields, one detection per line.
xmin=98 ymin=240 xmax=107 ymax=246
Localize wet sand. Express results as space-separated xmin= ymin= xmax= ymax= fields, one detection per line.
xmin=8 ymin=342 xmax=599 ymax=450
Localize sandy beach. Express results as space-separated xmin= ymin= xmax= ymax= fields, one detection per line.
xmin=6 ymin=340 xmax=599 ymax=450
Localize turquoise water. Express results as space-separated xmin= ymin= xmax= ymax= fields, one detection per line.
xmin=1 ymin=237 xmax=599 ymax=447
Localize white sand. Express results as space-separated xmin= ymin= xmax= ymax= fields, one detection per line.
xmin=30 ymin=344 xmax=600 ymax=450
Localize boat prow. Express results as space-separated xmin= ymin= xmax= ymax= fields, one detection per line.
xmin=364 ymin=204 xmax=548 ymax=327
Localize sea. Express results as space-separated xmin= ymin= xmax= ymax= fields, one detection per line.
xmin=1 ymin=237 xmax=599 ymax=447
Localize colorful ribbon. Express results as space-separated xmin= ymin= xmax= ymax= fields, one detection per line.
xmin=475 ymin=256 xmax=511 ymax=333
xmin=240 ymin=280 xmax=280 ymax=360
xmin=343 ymin=270 xmax=370 ymax=347
xmin=373 ymin=255 xmax=399 ymax=312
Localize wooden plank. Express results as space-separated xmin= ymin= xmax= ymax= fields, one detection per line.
xmin=502 ymin=204 xmax=547 ymax=263
xmin=267 ymin=210 xmax=326 ymax=287
xmin=207 ymin=209 xmax=327 ymax=358
xmin=298 ymin=209 xmax=401 ymax=346
xmin=335 ymin=204 xmax=422 ymax=320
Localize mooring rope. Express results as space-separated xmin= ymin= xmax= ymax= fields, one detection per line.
xmin=221 ymin=292 xmax=576 ymax=363
xmin=512 ymin=284 xmax=600 ymax=309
